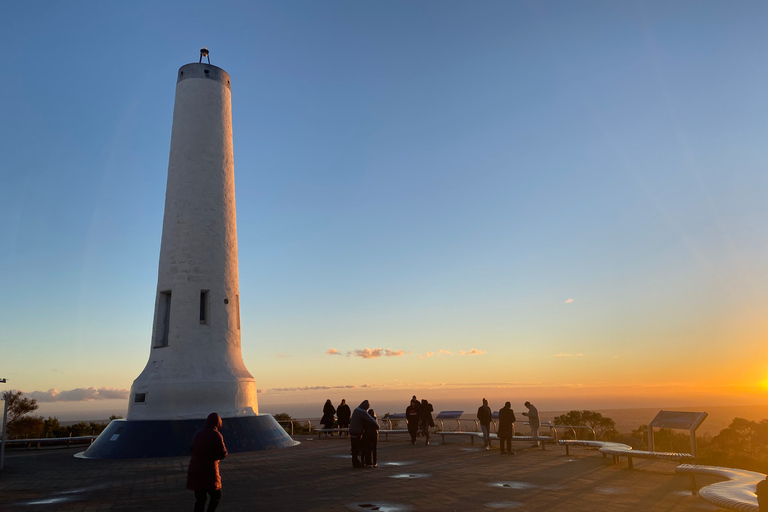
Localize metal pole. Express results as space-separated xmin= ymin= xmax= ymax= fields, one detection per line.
xmin=1 ymin=398 xmax=8 ymax=471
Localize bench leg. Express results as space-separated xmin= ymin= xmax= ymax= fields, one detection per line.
xmin=627 ymin=456 xmax=633 ymax=469
xmin=565 ymin=445 xmax=570 ymax=456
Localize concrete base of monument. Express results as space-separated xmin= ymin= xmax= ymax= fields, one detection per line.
xmin=76 ymin=415 xmax=298 ymax=459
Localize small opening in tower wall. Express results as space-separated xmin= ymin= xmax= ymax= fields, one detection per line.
xmin=200 ymin=290 xmax=210 ymax=325
xmin=134 ymin=393 xmax=146 ymax=403
xmin=236 ymin=294 xmax=241 ymax=330
xmin=204 ymin=69 xmax=210 ymax=75
xmin=154 ymin=291 xmax=172 ymax=348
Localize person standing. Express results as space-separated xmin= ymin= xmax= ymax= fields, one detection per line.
xmin=522 ymin=401 xmax=540 ymax=447
xmin=187 ymin=413 xmax=228 ymax=512
xmin=477 ymin=398 xmax=492 ymax=451
xmin=337 ymin=399 xmax=351 ymax=437
xmin=497 ymin=402 xmax=516 ymax=455
xmin=321 ymin=399 xmax=336 ymax=433
xmin=419 ymin=399 xmax=434 ymax=445
xmin=362 ymin=409 xmax=379 ymax=467
xmin=406 ymin=398 xmax=420 ymax=445
xmin=349 ymin=400 xmax=379 ymax=468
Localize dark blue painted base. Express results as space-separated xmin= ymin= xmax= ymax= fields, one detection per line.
xmin=78 ymin=415 xmax=297 ymax=459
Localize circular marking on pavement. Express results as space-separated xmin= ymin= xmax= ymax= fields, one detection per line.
xmin=330 ymin=454 xmax=352 ymax=458
xmin=389 ymin=473 xmax=430 ymax=479
xmin=381 ymin=461 xmax=416 ymax=466
xmin=348 ymin=502 xmax=413 ymax=511
xmin=460 ymin=447 xmax=483 ymax=452
xmin=488 ymin=481 xmax=538 ymax=490
xmin=671 ymin=490 xmax=696 ymax=496
xmin=594 ymin=487 xmax=628 ymax=495
xmin=485 ymin=502 xmax=524 ymax=509
xmin=17 ymin=497 xmax=73 ymax=506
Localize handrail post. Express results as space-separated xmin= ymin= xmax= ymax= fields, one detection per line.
xmin=0 ymin=399 xmax=7 ymax=472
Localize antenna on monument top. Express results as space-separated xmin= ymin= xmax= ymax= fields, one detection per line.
xmin=199 ymin=47 xmax=210 ymax=64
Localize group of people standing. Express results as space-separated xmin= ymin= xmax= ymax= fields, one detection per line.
xmin=406 ymin=396 xmax=434 ymax=445
xmin=477 ymin=399 xmax=540 ymax=454
xmin=348 ymin=399 xmax=379 ymax=468
xmin=322 ymin=398 xmax=380 ymax=467
xmin=321 ymin=398 xmax=351 ymax=434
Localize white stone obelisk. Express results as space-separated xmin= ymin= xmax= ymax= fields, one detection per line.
xmin=127 ymin=61 xmax=258 ymax=421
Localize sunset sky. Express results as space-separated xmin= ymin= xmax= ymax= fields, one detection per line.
xmin=2 ymin=1 xmax=768 ymax=420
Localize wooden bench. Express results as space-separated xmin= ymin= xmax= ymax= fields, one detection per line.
xmin=378 ymin=429 xmax=410 ymax=441
xmin=557 ymin=440 xmax=694 ymax=469
xmin=313 ymin=428 xmax=349 ymax=439
xmin=438 ymin=431 xmax=553 ymax=449
xmin=600 ymin=446 xmax=694 ymax=469
xmin=675 ymin=464 xmax=763 ymax=512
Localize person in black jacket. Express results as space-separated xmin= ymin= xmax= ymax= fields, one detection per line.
xmin=498 ymin=402 xmax=516 ymax=455
xmin=477 ymin=398 xmax=492 ymax=450
xmin=336 ymin=399 xmax=351 ymax=437
xmin=419 ymin=399 xmax=434 ymax=445
xmin=406 ymin=399 xmax=420 ymax=445
xmin=321 ymin=399 xmax=336 ymax=433
xmin=362 ymin=409 xmax=379 ymax=467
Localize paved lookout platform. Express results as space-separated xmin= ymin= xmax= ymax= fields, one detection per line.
xmin=0 ymin=435 xmax=724 ymax=511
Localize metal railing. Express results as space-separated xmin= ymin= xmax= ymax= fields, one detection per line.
xmin=4 ymin=435 xmax=98 ymax=448
xmin=275 ymin=417 xmax=596 ymax=442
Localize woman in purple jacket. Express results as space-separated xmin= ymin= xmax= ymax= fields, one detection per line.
xmin=187 ymin=413 xmax=228 ymax=512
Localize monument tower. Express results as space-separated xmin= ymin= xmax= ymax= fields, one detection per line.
xmin=82 ymin=49 xmax=294 ymax=458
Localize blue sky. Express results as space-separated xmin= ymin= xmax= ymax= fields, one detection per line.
xmin=2 ymin=1 xmax=768 ymax=418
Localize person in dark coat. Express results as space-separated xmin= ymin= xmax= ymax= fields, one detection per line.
xmin=477 ymin=398 xmax=492 ymax=450
xmin=419 ymin=399 xmax=434 ymax=445
xmin=406 ymin=399 xmax=420 ymax=445
xmin=349 ymin=400 xmax=379 ymax=468
xmin=321 ymin=399 xmax=336 ymax=433
xmin=337 ymin=399 xmax=351 ymax=436
xmin=757 ymin=475 xmax=768 ymax=511
xmin=498 ymin=402 xmax=516 ymax=455
xmin=361 ymin=409 xmax=379 ymax=467
xmin=187 ymin=412 xmax=228 ymax=512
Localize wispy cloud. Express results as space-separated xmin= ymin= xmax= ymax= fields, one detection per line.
xmin=419 ymin=351 xmax=435 ymax=360
xmin=348 ymin=348 xmax=408 ymax=359
xmin=459 ymin=349 xmax=485 ymax=355
xmin=268 ymin=384 xmax=374 ymax=393
xmin=257 ymin=388 xmax=266 ymax=394
xmin=554 ymin=353 xmax=583 ymax=357
xmin=29 ymin=387 xmax=129 ymax=402
xmin=326 ymin=348 xmax=341 ymax=355
xmin=564 ymin=298 xmax=574 ymax=304
xmin=439 ymin=350 xmax=454 ymax=355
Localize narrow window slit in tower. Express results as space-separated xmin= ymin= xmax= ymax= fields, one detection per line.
xmin=154 ymin=291 xmax=171 ymax=348
xmin=235 ymin=294 xmax=241 ymax=330
xmin=200 ymin=290 xmax=209 ymax=325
